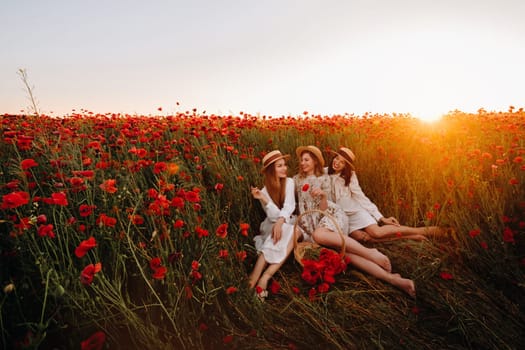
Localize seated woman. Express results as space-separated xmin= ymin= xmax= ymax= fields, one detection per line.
xmin=327 ymin=147 xmax=442 ymax=242
xmin=248 ymin=150 xmax=299 ymax=301
xmin=293 ymin=145 xmax=416 ymax=297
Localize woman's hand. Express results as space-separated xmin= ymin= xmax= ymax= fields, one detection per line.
xmin=380 ymin=216 xmax=400 ymax=226
xmin=251 ymin=186 xmax=264 ymax=200
xmin=310 ymin=187 xmax=326 ymax=199
xmin=272 ymin=218 xmax=284 ymax=243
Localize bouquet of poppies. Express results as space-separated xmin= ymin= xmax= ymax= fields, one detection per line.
xmin=301 ymin=247 xmax=348 ymax=294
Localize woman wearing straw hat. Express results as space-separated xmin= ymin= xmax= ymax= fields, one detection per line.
xmin=248 ymin=150 xmax=299 ymax=301
xmin=327 ymin=147 xmax=442 ymax=242
xmin=294 ymin=145 xmax=416 ymax=297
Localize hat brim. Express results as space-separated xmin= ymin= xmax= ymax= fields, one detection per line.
xmin=296 ymin=146 xmax=324 ymax=168
xmin=261 ymin=154 xmax=290 ymax=172
xmin=329 ymin=149 xmax=354 ymax=168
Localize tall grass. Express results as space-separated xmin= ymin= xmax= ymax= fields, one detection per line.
xmin=0 ymin=111 xmax=524 ymax=349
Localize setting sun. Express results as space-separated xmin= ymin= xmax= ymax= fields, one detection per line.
xmin=413 ymin=110 xmax=444 ymax=123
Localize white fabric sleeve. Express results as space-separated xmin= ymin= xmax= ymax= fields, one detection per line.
xmin=261 ymin=178 xmax=296 ymax=223
xmin=350 ymin=173 xmax=383 ymax=221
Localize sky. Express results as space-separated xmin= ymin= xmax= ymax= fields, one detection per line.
xmin=1 ymin=0 xmax=524 ymax=120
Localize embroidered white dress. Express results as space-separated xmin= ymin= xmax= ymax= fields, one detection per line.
xmin=293 ymin=173 xmax=348 ymax=242
xmin=253 ymin=177 xmax=296 ymax=264
xmin=329 ymin=172 xmax=383 ymax=234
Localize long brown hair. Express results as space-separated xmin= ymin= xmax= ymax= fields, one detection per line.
xmin=263 ymin=162 xmax=287 ymax=208
xmin=328 ymin=152 xmax=355 ymax=186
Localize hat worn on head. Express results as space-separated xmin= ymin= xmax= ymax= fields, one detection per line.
xmin=296 ymin=145 xmax=325 ymax=168
xmin=261 ymin=150 xmax=290 ymax=172
xmin=330 ymin=147 xmax=356 ymax=167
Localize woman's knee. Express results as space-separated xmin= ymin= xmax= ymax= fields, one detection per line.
xmin=365 ymin=225 xmax=382 ymax=238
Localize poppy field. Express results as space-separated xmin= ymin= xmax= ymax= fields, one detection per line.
xmin=1 ymin=110 xmax=524 ymax=349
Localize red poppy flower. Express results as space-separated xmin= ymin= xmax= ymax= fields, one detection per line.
xmin=308 ymin=288 xmax=317 ymax=301
xmin=99 ymin=179 xmax=117 ymax=193
xmin=269 ymin=280 xmax=281 ymax=294
xmin=195 ymin=226 xmax=209 ymax=238
xmin=503 ymin=227 xmax=515 ymax=243
xmin=439 ymin=271 xmax=453 ymax=280
xmin=37 ymin=224 xmax=55 ymax=238
xmin=184 ymin=190 xmax=201 ymax=203
xmin=75 ymin=237 xmax=97 ymax=258
xmin=79 ymin=204 xmax=96 ymax=217
xmin=226 ymin=286 xmax=238 ymax=295
xmin=129 ymin=214 xmax=144 ymax=225
xmin=96 ymin=213 xmax=117 ymax=227
xmin=152 ymin=266 xmax=167 ymax=280
xmin=236 ymin=250 xmax=247 ymax=261
xmin=216 ymin=223 xmax=228 ymax=238
xmin=468 ymin=229 xmax=481 ymax=238
xmin=302 ymin=183 xmax=310 ymax=192
xmin=317 ymin=282 xmax=330 ymax=293
xmin=1 ymin=191 xmax=30 ymax=209
xmin=21 ymin=158 xmax=38 ymax=170
xmin=223 ymin=335 xmax=234 ymax=344
xmin=47 ymin=192 xmax=68 ymax=206
xmin=80 ymin=262 xmax=102 ymax=285
xmin=218 ymin=249 xmax=229 ymax=259
xmin=72 ymin=170 xmax=95 ymax=179
xmin=81 ymin=331 xmax=106 ymax=350
xmin=153 ymin=161 xmax=167 ymax=174
xmin=171 ymin=196 xmax=185 ymax=209
xmin=150 ymin=257 xmax=162 ymax=270
xmin=173 ymin=219 xmax=185 ymax=228
xmin=239 ymin=223 xmax=249 ymax=237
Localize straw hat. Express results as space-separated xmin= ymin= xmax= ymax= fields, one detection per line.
xmin=330 ymin=147 xmax=356 ymax=167
xmin=261 ymin=150 xmax=290 ymax=172
xmin=296 ymin=145 xmax=324 ymax=168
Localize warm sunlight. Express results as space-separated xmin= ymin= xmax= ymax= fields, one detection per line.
xmin=413 ymin=110 xmax=444 ymax=123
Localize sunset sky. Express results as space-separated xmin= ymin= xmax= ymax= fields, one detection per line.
xmin=1 ymin=0 xmax=524 ymax=120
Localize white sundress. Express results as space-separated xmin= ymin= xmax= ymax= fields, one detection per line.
xmin=253 ymin=177 xmax=296 ymax=264
xmin=293 ymin=173 xmax=348 ymax=243
xmin=329 ymin=172 xmax=383 ymax=234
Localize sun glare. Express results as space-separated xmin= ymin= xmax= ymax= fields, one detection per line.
xmin=413 ymin=111 xmax=443 ymax=123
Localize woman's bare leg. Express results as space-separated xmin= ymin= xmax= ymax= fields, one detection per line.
xmin=248 ymin=254 xmax=267 ymax=289
xmin=347 ymin=253 xmax=416 ymax=297
xmin=364 ymin=224 xmax=442 ymax=240
xmin=251 ymin=231 xmax=297 ymax=289
xmin=350 ymin=229 xmax=427 ymax=243
xmin=312 ymin=227 xmax=391 ymax=272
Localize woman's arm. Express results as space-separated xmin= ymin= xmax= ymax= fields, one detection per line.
xmin=278 ymin=178 xmax=296 ymax=222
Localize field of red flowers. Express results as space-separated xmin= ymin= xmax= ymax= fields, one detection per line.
xmin=1 ymin=110 xmax=524 ymax=349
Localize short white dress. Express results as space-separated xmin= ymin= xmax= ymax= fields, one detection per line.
xmin=253 ymin=177 xmax=296 ymax=264
xmin=293 ymin=173 xmax=348 ymax=242
xmin=329 ymin=172 xmax=383 ymax=234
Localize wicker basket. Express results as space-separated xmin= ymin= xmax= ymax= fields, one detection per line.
xmin=293 ymin=209 xmax=346 ymax=266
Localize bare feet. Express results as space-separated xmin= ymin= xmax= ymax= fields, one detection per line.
xmin=370 ymin=248 xmax=392 ymax=272
xmin=389 ymin=273 xmax=416 ymax=297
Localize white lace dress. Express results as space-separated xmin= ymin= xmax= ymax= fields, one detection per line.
xmin=329 ymin=172 xmax=383 ymax=234
xmin=293 ymin=173 xmax=348 ymax=242
xmin=253 ymin=177 xmax=296 ymax=264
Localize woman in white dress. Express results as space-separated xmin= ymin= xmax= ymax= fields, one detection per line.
xmin=294 ymin=145 xmax=416 ymax=297
xmin=328 ymin=147 xmax=442 ymax=242
xmin=248 ymin=150 xmax=298 ymax=300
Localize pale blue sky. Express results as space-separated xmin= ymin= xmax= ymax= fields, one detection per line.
xmin=1 ymin=0 xmax=524 ymax=119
